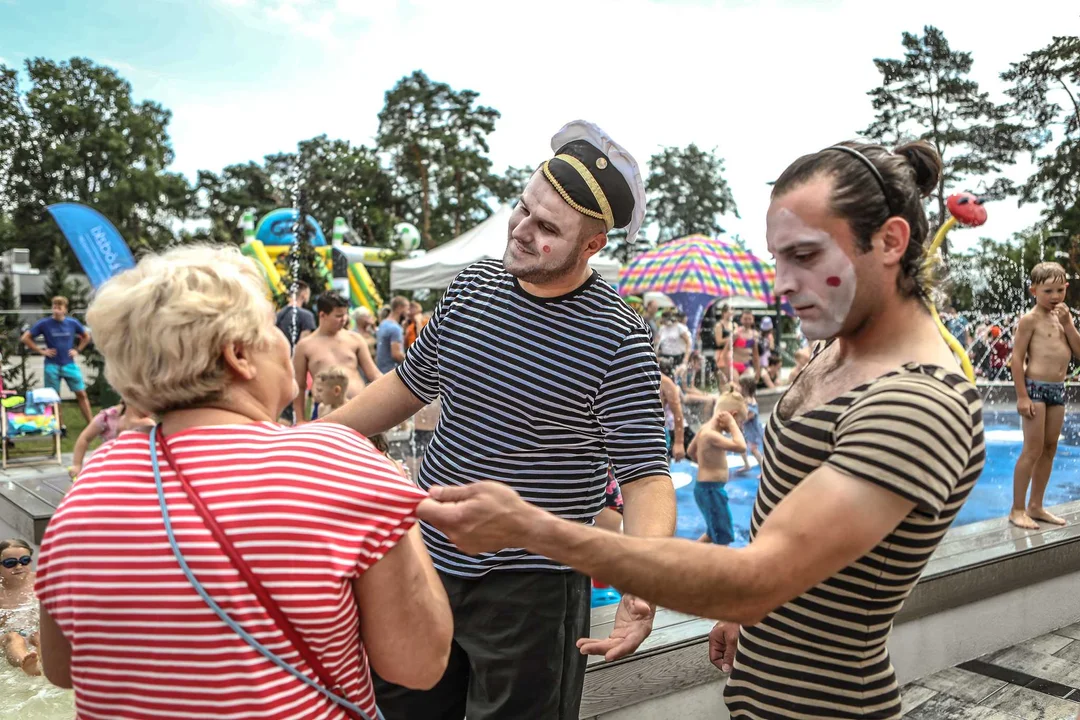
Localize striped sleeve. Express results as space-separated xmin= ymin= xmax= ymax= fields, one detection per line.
xmin=825 ymin=374 xmax=973 ymax=514
xmin=593 ymin=327 xmax=670 ymax=484
xmin=397 ymin=282 xmax=451 ymax=404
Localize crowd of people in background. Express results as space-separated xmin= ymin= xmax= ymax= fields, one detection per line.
xmin=13 ymin=124 xmax=1079 ymax=720
xmin=283 ymin=291 xmax=430 ymax=424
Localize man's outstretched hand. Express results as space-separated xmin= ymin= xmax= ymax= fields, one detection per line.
xmin=420 ymin=481 xmax=658 ymax=662
xmin=417 ymin=481 xmax=539 ymax=555
xmin=577 ymin=594 xmax=655 ymax=662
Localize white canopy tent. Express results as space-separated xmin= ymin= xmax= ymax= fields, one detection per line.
xmin=390 ymin=205 xmax=621 ymax=290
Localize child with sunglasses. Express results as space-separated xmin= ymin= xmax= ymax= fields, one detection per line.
xmin=0 ymin=538 xmax=39 ymax=676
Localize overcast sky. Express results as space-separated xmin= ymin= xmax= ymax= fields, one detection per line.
xmin=2 ymin=0 xmax=1077 ymax=256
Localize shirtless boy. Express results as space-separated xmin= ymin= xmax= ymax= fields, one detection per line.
xmin=1010 ymin=262 xmax=1080 ymax=529
xmin=292 ymin=292 xmax=381 ymax=422
xmin=689 ymin=404 xmax=745 ymax=546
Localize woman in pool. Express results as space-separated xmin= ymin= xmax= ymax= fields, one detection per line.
xmin=34 ymin=245 xmax=453 ymax=719
xmin=713 ymin=305 xmax=735 ymax=384
xmin=731 ymin=311 xmax=760 ymax=381
xmin=677 ymin=351 xmax=719 ymax=420
xmin=1 ymin=538 xmax=39 ymax=676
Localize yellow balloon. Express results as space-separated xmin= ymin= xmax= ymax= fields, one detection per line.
xmin=923 ymin=216 xmax=976 ymax=382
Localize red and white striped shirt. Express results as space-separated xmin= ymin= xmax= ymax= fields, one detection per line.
xmin=36 ymin=421 xmax=426 ymax=720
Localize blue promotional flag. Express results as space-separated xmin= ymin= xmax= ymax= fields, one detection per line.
xmin=46 ymin=203 xmax=136 ymax=288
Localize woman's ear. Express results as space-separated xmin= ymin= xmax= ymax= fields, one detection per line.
xmin=222 ymin=342 xmax=257 ymax=381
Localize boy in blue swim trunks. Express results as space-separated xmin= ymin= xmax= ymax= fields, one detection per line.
xmin=21 ymin=296 xmax=93 ymax=429
xmin=1010 ymin=262 xmax=1080 ymax=529
xmin=688 ymin=399 xmax=745 ymax=546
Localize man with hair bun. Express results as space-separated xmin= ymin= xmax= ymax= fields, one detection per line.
xmin=418 ymin=139 xmax=987 ymax=720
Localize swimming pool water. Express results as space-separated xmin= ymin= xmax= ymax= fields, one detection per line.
xmin=0 ymin=665 xmax=73 ymax=719
xmin=673 ymin=423 xmax=1080 ymax=546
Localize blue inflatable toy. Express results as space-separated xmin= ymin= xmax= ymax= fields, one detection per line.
xmin=255 ymin=207 xmax=327 ymax=247
xmin=591 ymin=586 xmax=621 ymax=608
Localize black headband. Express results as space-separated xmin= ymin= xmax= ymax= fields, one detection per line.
xmin=824 ymin=145 xmax=900 ymax=216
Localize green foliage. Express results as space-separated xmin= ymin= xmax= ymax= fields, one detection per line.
xmin=196 ymin=162 xmax=282 ymax=245
xmin=947 ymin=226 xmax=1080 ymax=315
xmin=44 ymin=246 xmax=89 ymax=308
xmin=491 ymin=166 xmax=535 ymax=205
xmin=264 ymin=135 xmax=400 ymax=246
xmin=863 ymin=26 xmax=1036 ymax=252
xmin=1002 ymin=36 xmax=1080 ymax=238
xmin=1 ymin=58 xmax=525 ymax=276
xmin=276 ymin=192 xmax=331 ymax=305
xmin=605 ymin=227 xmax=656 ymax=266
xmin=377 ymin=70 xmax=501 ymax=248
xmin=646 ymin=143 xmax=738 ymax=242
xmin=0 ymin=57 xmax=191 ymax=267
xmin=0 ymin=275 xmax=28 ymax=392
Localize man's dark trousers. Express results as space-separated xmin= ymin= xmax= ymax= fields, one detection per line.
xmin=373 ymin=569 xmax=592 ymax=720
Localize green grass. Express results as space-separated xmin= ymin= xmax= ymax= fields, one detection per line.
xmin=4 ymin=398 xmax=314 ymax=462
xmin=4 ymin=401 xmax=104 ymax=460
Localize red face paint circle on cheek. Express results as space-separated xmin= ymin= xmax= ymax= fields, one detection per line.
xmin=542 ymin=245 xmax=551 ymax=254
xmin=825 ymin=276 xmax=842 ymax=287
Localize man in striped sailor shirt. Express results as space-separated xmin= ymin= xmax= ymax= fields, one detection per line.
xmin=325 ymin=120 xmax=676 ymax=720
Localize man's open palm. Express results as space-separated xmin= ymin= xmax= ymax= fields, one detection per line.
xmin=576 ymin=594 xmax=654 ymax=661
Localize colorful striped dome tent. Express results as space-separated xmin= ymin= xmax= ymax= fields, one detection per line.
xmin=620 ymin=234 xmax=788 ymax=335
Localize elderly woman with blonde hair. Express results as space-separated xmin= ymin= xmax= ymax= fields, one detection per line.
xmin=33 ymin=245 xmax=452 ymax=720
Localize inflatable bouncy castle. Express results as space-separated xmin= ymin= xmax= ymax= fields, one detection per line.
xmin=239 ymin=209 xmax=390 ymax=314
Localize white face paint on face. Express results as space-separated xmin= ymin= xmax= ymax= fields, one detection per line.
xmin=767 ymin=207 xmax=857 ymax=341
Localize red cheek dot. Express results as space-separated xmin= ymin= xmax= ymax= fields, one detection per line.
xmin=826 ymin=276 xmax=842 ymax=287
xmin=542 ymin=245 xmax=551 ymax=254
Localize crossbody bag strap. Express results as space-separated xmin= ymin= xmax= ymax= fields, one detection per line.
xmin=151 ymin=426 xmax=371 ymax=720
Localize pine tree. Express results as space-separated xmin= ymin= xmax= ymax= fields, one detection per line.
xmin=863 ymin=26 xmax=1034 ymax=253
xmin=1002 ymin=36 xmax=1080 ymax=240
xmin=0 ymin=274 xmax=29 ymax=393
xmin=646 ymin=144 xmax=739 ymax=242
xmin=43 ymin=246 xmax=89 ymax=308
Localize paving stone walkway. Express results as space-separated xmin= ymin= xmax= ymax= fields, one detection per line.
xmin=903 ymin=624 xmax=1080 ymax=719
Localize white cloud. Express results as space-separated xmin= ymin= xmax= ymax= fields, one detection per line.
xmin=100 ymin=57 xmax=137 ymax=74
xmin=172 ymin=0 xmax=1067 ymax=254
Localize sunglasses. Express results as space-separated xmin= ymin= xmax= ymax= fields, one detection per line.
xmin=2 ymin=555 xmax=31 ymax=569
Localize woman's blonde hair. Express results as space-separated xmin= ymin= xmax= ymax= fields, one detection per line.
xmin=87 ymin=245 xmax=275 ymax=415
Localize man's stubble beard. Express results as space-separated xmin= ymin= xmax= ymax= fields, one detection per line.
xmin=504 ymin=238 xmax=583 ymax=285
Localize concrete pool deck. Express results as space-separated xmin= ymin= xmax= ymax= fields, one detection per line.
xmin=582 ymin=498 xmax=1080 ymax=718
xmin=0 ymin=453 xmax=72 ymax=546
xmin=900 ymin=623 xmax=1080 ymax=719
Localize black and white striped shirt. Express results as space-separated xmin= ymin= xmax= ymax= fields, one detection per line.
xmin=397 ymin=259 xmax=669 ymax=576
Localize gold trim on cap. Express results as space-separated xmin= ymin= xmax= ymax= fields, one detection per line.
xmin=555 ymin=154 xmax=614 ymax=231
xmin=542 ymin=161 xmax=606 ymax=225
